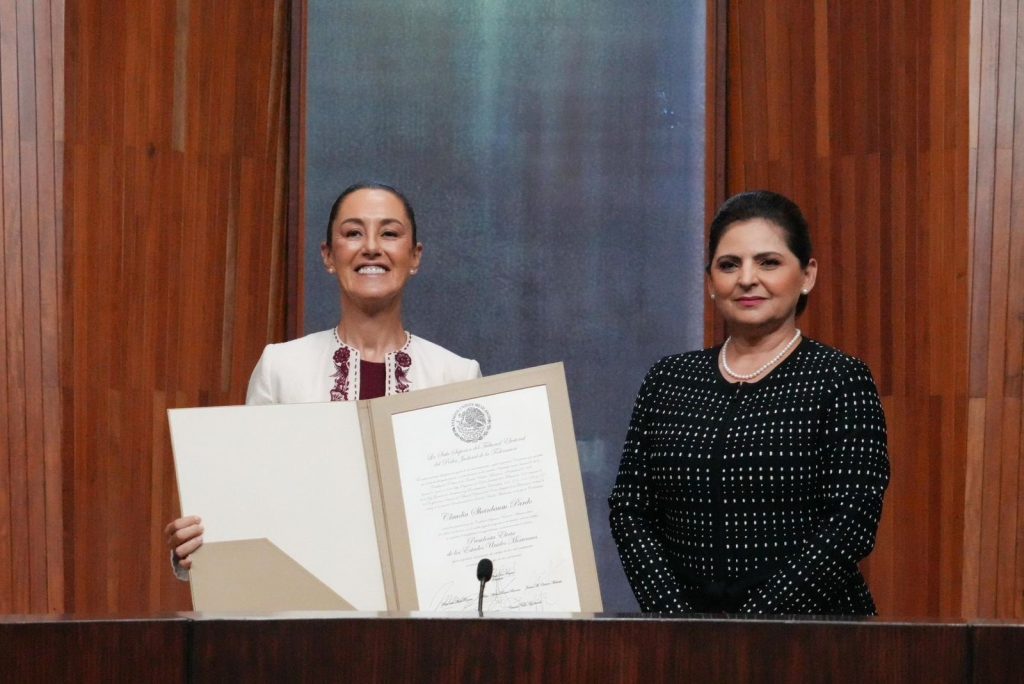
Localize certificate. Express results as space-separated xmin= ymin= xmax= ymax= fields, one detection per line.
xmin=169 ymin=363 xmax=602 ymax=613
xmin=370 ymin=363 xmax=601 ymax=612
xmin=390 ymin=386 xmax=580 ymax=611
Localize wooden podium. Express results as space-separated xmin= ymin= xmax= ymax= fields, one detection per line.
xmin=2 ymin=613 xmax=1022 ymax=682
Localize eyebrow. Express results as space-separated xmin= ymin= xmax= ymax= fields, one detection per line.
xmin=715 ymin=251 xmax=785 ymax=260
xmin=338 ymin=217 xmax=407 ymax=227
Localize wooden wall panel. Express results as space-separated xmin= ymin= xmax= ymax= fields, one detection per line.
xmin=63 ymin=0 xmax=290 ymax=612
xmin=707 ymin=0 xmax=971 ymax=617
xmin=0 ymin=0 xmax=65 ymax=614
xmin=965 ymin=0 xmax=1024 ymax=619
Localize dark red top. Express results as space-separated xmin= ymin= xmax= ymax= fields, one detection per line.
xmin=360 ymin=360 xmax=387 ymax=399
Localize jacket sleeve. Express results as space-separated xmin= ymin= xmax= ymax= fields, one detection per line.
xmin=742 ymin=360 xmax=890 ymax=614
xmin=608 ymin=370 xmax=693 ymax=613
xmin=170 ymin=551 xmax=190 ymax=581
xmin=463 ymin=359 xmax=482 ymax=381
xmin=245 ymin=344 xmax=276 ymax=405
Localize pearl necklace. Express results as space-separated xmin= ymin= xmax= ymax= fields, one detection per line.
xmin=720 ymin=328 xmax=802 ymax=381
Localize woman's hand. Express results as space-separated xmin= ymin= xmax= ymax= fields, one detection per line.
xmin=164 ymin=515 xmax=204 ymax=569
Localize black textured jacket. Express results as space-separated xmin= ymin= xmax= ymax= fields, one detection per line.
xmin=609 ymin=338 xmax=890 ymax=615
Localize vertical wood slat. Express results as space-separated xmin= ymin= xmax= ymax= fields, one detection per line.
xmin=703 ymin=0 xmax=728 ymax=347
xmin=0 ymin=0 xmax=65 ymax=613
xmin=0 ymin=0 xmax=18 ymax=614
xmin=16 ymin=0 xmax=48 ymax=613
xmin=1012 ymin=4 xmax=1024 ymax=620
xmin=964 ymin=0 xmax=1024 ymax=619
xmin=969 ymin=0 xmax=1000 ymax=400
xmin=34 ymin=0 xmax=65 ymax=613
xmin=707 ymin=0 xmax=971 ymax=616
xmin=286 ymin=0 xmax=306 ymax=340
xmin=62 ymin=0 xmax=290 ymax=613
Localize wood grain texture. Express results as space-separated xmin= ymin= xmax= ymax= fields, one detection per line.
xmin=0 ymin=0 xmax=65 ymax=614
xmin=188 ymin=615 xmax=973 ymax=683
xmin=971 ymin=623 xmax=1024 ymax=684
xmin=0 ymin=616 xmax=188 ymax=682
xmin=964 ymin=0 xmax=1024 ymax=619
xmin=707 ymin=0 xmax=971 ymax=617
xmin=704 ymin=0 xmax=728 ymax=346
xmin=62 ymin=0 xmax=290 ymax=613
xmin=10 ymin=614 xmax=1024 ymax=684
xmin=286 ymin=0 xmax=305 ymax=339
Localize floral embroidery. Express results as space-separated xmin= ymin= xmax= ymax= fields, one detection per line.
xmin=332 ymin=328 xmax=413 ymax=398
xmin=330 ymin=346 xmax=351 ymax=401
xmin=394 ymin=350 xmax=412 ymax=393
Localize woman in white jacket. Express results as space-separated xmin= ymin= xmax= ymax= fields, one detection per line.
xmin=164 ymin=182 xmax=480 ymax=577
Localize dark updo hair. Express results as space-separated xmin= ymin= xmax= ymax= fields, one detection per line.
xmin=325 ymin=181 xmax=418 ymax=245
xmin=706 ymin=190 xmax=814 ymax=316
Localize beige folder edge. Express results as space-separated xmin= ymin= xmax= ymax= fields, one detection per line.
xmin=169 ymin=362 xmax=603 ymax=613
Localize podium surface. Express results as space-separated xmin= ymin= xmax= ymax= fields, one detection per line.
xmin=2 ymin=612 xmax=1021 ymax=682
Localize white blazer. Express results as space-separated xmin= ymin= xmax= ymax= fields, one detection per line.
xmin=245 ymin=329 xmax=481 ymax=404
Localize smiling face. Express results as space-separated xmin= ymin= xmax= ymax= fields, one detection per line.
xmin=707 ymin=218 xmax=817 ymax=334
xmin=321 ymin=188 xmax=423 ymax=311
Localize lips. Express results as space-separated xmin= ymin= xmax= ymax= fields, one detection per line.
xmin=736 ymin=297 xmax=765 ymax=306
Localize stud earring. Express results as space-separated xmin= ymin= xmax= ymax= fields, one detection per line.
xmin=801 ymin=288 xmax=809 ymax=295
xmin=709 ymin=292 xmax=716 ymax=300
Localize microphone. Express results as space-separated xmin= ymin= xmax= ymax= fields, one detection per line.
xmin=476 ymin=558 xmax=493 ymax=616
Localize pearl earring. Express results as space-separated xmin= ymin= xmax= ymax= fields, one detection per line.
xmin=709 ymin=292 xmax=716 ymax=300
xmin=801 ymin=288 xmax=809 ymax=295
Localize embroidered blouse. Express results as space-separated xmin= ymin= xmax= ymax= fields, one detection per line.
xmin=328 ymin=330 xmax=414 ymax=401
xmin=245 ymin=328 xmax=481 ymax=405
